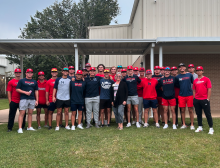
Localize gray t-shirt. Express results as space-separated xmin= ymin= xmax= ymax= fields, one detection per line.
xmin=54 ymin=77 xmax=71 ymax=100
xmin=192 ymin=73 xmax=198 ymax=88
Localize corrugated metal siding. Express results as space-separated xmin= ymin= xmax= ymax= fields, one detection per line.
xmin=132 ymin=0 xmax=143 ymax=39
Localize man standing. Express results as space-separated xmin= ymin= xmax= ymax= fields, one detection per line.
xmin=96 ymin=64 xmax=105 ymax=77
xmin=121 ymin=68 xmax=128 ymax=122
xmin=193 ymin=66 xmax=214 ymax=134
xmin=7 ymin=68 xmax=26 ymax=132
xmin=121 ymin=69 xmax=127 ymax=78
xmin=16 ymin=68 xmax=38 ymax=133
xmin=175 ymin=63 xmax=195 ymax=130
xmin=123 ymin=65 xmax=141 ymax=128
xmin=160 ymin=66 xmax=165 ymax=76
xmin=85 ymin=63 xmax=91 ymax=72
xmin=82 ymin=68 xmax=89 ymax=78
xmin=36 ymin=71 xmax=48 ymax=129
xmin=53 ymin=67 xmax=71 ymax=131
xmin=46 ymin=68 xmax=58 ymax=130
xmin=68 ymin=66 xmax=75 ymax=78
xmin=188 ymin=64 xmax=198 ymax=80
xmin=117 ymin=65 xmax=123 ymax=73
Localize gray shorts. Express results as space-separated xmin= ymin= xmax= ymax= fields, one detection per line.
xmin=19 ymin=99 xmax=36 ymax=110
xmin=127 ymin=96 xmax=139 ymax=105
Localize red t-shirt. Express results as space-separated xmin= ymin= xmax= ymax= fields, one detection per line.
xmin=137 ymin=77 xmax=145 ymax=97
xmin=193 ymin=76 xmax=212 ymax=100
xmin=37 ymin=80 xmax=47 ymax=105
xmin=6 ymin=79 xmax=20 ymax=103
xmin=174 ymin=87 xmax=180 ymax=98
xmin=109 ymin=74 xmax=116 ymax=82
xmin=46 ymin=79 xmax=56 ymax=103
xmin=141 ymin=78 xmax=158 ymax=100
xmin=96 ymin=73 xmax=105 ymax=77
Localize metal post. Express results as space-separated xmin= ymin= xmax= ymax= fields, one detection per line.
xmin=20 ymin=55 xmax=23 ymax=79
xmin=150 ymin=47 xmax=154 ymax=73
xmin=159 ymin=46 xmax=163 ymax=67
xmin=82 ymin=55 xmax=86 ymax=68
xmin=75 ymin=47 xmax=79 ymax=72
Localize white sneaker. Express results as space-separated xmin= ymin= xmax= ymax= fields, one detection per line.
xmin=71 ymin=126 xmax=75 ymax=130
xmin=77 ymin=125 xmax=84 ymax=129
xmin=156 ymin=123 xmax=160 ymax=128
xmin=132 ymin=121 xmax=136 ymax=125
xmin=126 ymin=123 xmax=131 ymax=127
xmin=104 ymin=120 xmax=108 ymax=126
xmin=173 ymin=125 xmax=177 ymax=130
xmin=190 ymin=126 xmax=195 ymax=130
xmin=208 ymin=128 xmax=214 ymax=135
xmin=80 ymin=123 xmax=83 ymax=127
xmin=195 ymin=127 xmax=203 ymax=132
xmin=180 ymin=125 xmax=187 ymax=129
xmin=143 ymin=123 xmax=149 ymax=128
xmin=124 ymin=119 xmax=127 ymax=123
xmin=17 ymin=128 xmax=23 ymax=133
xmin=44 ymin=125 xmax=49 ymax=128
xmin=55 ymin=126 xmax=59 ymax=131
xmin=136 ymin=122 xmax=141 ymax=128
xmin=163 ymin=124 xmax=168 ymax=129
xmin=65 ymin=125 xmax=70 ymax=130
xmin=38 ymin=126 xmax=41 ymax=129
xmin=27 ymin=127 xmax=36 ymax=131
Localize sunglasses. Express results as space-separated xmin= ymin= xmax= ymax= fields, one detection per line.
xmin=104 ymin=70 xmax=110 ymax=73
xmin=117 ymin=65 xmax=122 ymax=68
xmin=63 ymin=68 xmax=69 ymax=71
xmin=15 ymin=72 xmax=21 ymax=73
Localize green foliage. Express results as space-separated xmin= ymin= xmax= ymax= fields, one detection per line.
xmin=0 ymin=99 xmax=8 ymax=110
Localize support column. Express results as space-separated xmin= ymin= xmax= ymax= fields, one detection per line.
xmin=150 ymin=47 xmax=154 ymax=73
xmin=20 ymin=55 xmax=23 ymax=79
xmin=159 ymin=46 xmax=163 ymax=67
xmin=82 ymin=55 xmax=86 ymax=68
xmin=74 ymin=44 xmax=78 ymax=72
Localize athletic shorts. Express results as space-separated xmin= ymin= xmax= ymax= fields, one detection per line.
xmin=36 ymin=104 xmax=48 ymax=109
xmin=100 ymin=99 xmax=112 ymax=109
xmin=71 ymin=104 xmax=84 ymax=111
xmin=19 ymin=99 xmax=35 ymax=110
xmin=48 ymin=102 xmax=56 ymax=111
xmin=56 ymin=99 xmax=70 ymax=108
xmin=157 ymin=97 xmax=163 ymax=105
xmin=162 ymin=98 xmax=176 ymax=106
xmin=143 ymin=99 xmax=158 ymax=109
xmin=127 ymin=96 xmax=139 ymax=105
xmin=178 ymin=95 xmax=193 ymax=108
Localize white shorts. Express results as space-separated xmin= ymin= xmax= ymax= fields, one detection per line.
xmin=19 ymin=99 xmax=36 ymax=110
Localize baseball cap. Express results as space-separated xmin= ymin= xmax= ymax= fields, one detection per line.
xmin=85 ymin=63 xmax=91 ymax=67
xmin=76 ymin=70 xmax=83 ymax=74
xmin=104 ymin=69 xmax=110 ymax=73
xmin=26 ymin=68 xmax=33 ymax=73
xmin=90 ymin=67 xmax=96 ymax=71
xmin=14 ymin=68 xmax=21 ymax=73
xmin=69 ymin=66 xmax=75 ymax=69
xmin=146 ymin=69 xmax=152 ymax=74
xmin=178 ymin=63 xmax=186 ymax=68
xmin=196 ymin=66 xmax=203 ymax=71
xmin=139 ymin=67 xmax=145 ymax=71
xmin=133 ymin=67 xmax=139 ymax=71
xmin=117 ymin=65 xmax=122 ymax=69
xmin=171 ymin=66 xmax=177 ymax=70
xmin=160 ymin=66 xmax=165 ymax=70
xmin=154 ymin=66 xmax=160 ymax=70
xmin=82 ymin=68 xmax=87 ymax=71
xmin=38 ymin=71 xmax=45 ymax=76
xmin=165 ymin=66 xmax=171 ymax=70
xmin=188 ymin=64 xmax=194 ymax=68
xmin=51 ymin=68 xmax=58 ymax=72
xmin=62 ymin=67 xmax=69 ymax=71
xmin=121 ymin=69 xmax=127 ymax=72
xmin=127 ymin=65 xmax=133 ymax=70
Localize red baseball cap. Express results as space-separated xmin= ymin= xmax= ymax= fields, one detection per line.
xmin=133 ymin=67 xmax=139 ymax=71
xmin=85 ymin=63 xmax=91 ymax=67
xmin=127 ymin=65 xmax=133 ymax=70
xmin=76 ymin=70 xmax=83 ymax=74
xmin=188 ymin=64 xmax=194 ymax=68
xmin=38 ymin=71 xmax=45 ymax=76
xmin=196 ymin=66 xmax=203 ymax=71
xmin=26 ymin=68 xmax=33 ymax=73
xmin=14 ymin=68 xmax=21 ymax=73
xmin=121 ymin=69 xmax=127 ymax=72
xmin=146 ymin=69 xmax=152 ymax=74
xmin=160 ymin=66 xmax=165 ymax=70
xmin=139 ymin=67 xmax=145 ymax=71
xmin=51 ymin=68 xmax=58 ymax=72
xmin=69 ymin=66 xmax=75 ymax=69
xmin=154 ymin=66 xmax=160 ymax=70
xmin=90 ymin=67 xmax=96 ymax=71
xmin=171 ymin=66 xmax=177 ymax=70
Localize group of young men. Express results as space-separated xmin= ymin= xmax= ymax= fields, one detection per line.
xmin=6 ymin=62 xmax=214 ymax=134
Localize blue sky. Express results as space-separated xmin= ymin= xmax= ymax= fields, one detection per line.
xmin=0 ymin=0 xmax=134 ymax=39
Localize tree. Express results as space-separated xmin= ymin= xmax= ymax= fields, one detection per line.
xmin=6 ymin=0 xmax=120 ymax=79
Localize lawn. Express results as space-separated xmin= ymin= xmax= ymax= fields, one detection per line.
xmin=0 ymin=118 xmax=219 ymax=167
xmin=0 ymin=98 xmax=9 ymax=110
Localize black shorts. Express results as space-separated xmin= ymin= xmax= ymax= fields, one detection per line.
xmin=48 ymin=102 xmax=56 ymax=111
xmin=36 ymin=104 xmax=48 ymax=109
xmin=71 ymin=104 xmax=84 ymax=111
xmin=100 ymin=99 xmax=112 ymax=109
xmin=56 ymin=99 xmax=70 ymax=108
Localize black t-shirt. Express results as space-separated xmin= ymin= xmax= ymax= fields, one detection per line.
xmin=70 ymin=80 xmax=86 ymax=104
xmin=122 ymin=74 xmax=141 ymax=96
xmin=158 ymin=76 xmax=176 ymax=99
xmin=84 ymin=76 xmax=101 ymax=98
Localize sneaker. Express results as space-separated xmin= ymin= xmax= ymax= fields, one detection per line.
xmin=95 ymin=123 xmax=100 ymax=128
xmin=190 ymin=126 xmax=195 ymax=130
xmin=173 ymin=125 xmax=177 ymax=130
xmin=71 ymin=126 xmax=75 ymax=130
xmin=38 ymin=126 xmax=41 ymax=129
xmin=104 ymin=120 xmax=107 ymax=126
xmin=7 ymin=129 xmax=12 ymax=132
xmin=101 ymin=125 xmax=105 ymax=127
xmin=124 ymin=119 xmax=127 ymax=123
xmin=119 ymin=127 xmax=123 ymax=130
xmin=98 ymin=121 xmax=101 ymax=126
xmin=17 ymin=128 xmax=23 ymax=133
xmin=65 ymin=125 xmax=70 ymax=130
xmin=176 ymin=124 xmax=178 ymax=127
xmin=126 ymin=123 xmax=131 ymax=127
xmin=48 ymin=126 xmax=52 ymax=130
xmin=195 ymin=127 xmax=203 ymax=133
xmin=163 ymin=124 xmax=168 ymax=129
xmin=80 ymin=123 xmax=83 ymax=127
xmin=55 ymin=126 xmax=59 ymax=131
xmin=77 ymin=125 xmax=84 ymax=129
xmin=86 ymin=123 xmax=91 ymax=129
xmin=180 ymin=125 xmax=187 ymax=129
xmin=59 ymin=124 xmax=65 ymax=128
xmin=136 ymin=122 xmax=141 ymax=128
xmin=141 ymin=121 xmax=145 ymax=125
xmin=132 ymin=121 xmax=136 ymax=125
xmin=208 ymin=128 xmax=214 ymax=135
xmin=156 ymin=123 xmax=160 ymax=128
xmin=27 ymin=127 xmax=36 ymax=131
xmin=143 ymin=123 xmax=149 ymax=128
xmin=44 ymin=125 xmax=49 ymax=128
xmin=107 ymin=124 xmax=110 ymax=127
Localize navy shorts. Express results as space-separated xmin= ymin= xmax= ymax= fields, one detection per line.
xmin=71 ymin=104 xmax=84 ymax=111
xmin=48 ymin=102 xmax=56 ymax=111
xmin=143 ymin=99 xmax=158 ymax=109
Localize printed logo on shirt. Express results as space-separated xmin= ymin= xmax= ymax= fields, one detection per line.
xmin=101 ymin=81 xmax=111 ymax=89
xmin=148 ymin=82 xmax=151 ymax=85
xmin=93 ymin=78 xmax=97 ymax=81
xmin=61 ymin=81 xmax=65 ymax=84
xmin=163 ymin=78 xmax=173 ymax=84
xmin=126 ymin=78 xmax=135 ymax=82
xmin=75 ymin=83 xmax=82 ymax=87
xmin=179 ymin=77 xmax=189 ymax=81
xmin=196 ymin=81 xmax=204 ymax=84
xmin=38 ymin=87 xmax=46 ymax=90
xmin=25 ymin=81 xmax=35 ymax=85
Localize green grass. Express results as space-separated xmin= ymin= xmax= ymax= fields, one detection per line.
xmin=0 ymin=118 xmax=220 ymax=167
xmin=0 ymin=98 xmax=9 ymax=110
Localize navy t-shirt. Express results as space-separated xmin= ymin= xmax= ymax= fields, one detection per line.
xmin=84 ymin=76 xmax=102 ymax=98
xmin=175 ymin=73 xmax=194 ymax=96
xmin=122 ymin=75 xmax=141 ymax=96
xmin=100 ymin=78 xmax=114 ymax=100
xmin=16 ymin=78 xmax=38 ymax=100
xmin=70 ymin=80 xmax=86 ymax=104
xmin=152 ymin=75 xmax=163 ymax=97
xmin=159 ymin=76 xmax=176 ymax=99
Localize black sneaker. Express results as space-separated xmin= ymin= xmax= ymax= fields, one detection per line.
xmin=7 ymin=129 xmax=12 ymax=132
xmin=101 ymin=125 xmax=104 ymax=127
xmin=107 ymin=124 xmax=110 ymax=127
xmin=59 ymin=125 xmax=65 ymax=128
xmin=48 ymin=126 xmax=52 ymax=130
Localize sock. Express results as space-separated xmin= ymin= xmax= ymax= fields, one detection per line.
xmin=210 ymin=127 xmax=213 ymax=130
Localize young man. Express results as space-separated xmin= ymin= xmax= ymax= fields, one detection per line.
xmin=133 ymin=67 xmax=139 ymax=77
xmin=159 ymin=67 xmax=177 ymax=129
xmin=152 ymin=66 xmax=163 ymax=123
xmin=36 ymin=71 xmax=48 ymax=129
xmin=188 ymin=64 xmax=198 ymax=80
xmin=160 ymin=66 xmax=165 ymax=76
xmin=121 ymin=68 xmax=128 ymax=122
xmin=96 ymin=64 xmax=105 ymax=77
xmin=53 ymin=67 xmax=71 ymax=131
xmin=70 ymin=70 xmax=86 ymax=130
xmin=175 ymin=63 xmax=195 ymax=130
xmin=117 ymin=65 xmax=123 ymax=72
xmin=46 ymin=68 xmax=58 ymax=130
xmin=121 ymin=69 xmax=127 ymax=78
xmin=68 ymin=66 xmax=75 ymax=78
xmin=140 ymin=69 xmax=160 ymax=128
xmin=7 ymin=68 xmax=26 ymax=132
xmin=193 ymin=66 xmax=214 ymax=134
xmin=82 ymin=68 xmax=89 ymax=78
xmin=16 ymin=68 xmax=38 ymax=133
xmin=85 ymin=63 xmax=91 ymax=72
xmin=123 ymin=65 xmax=141 ymax=128
xmin=100 ymin=69 xmax=114 ymax=127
